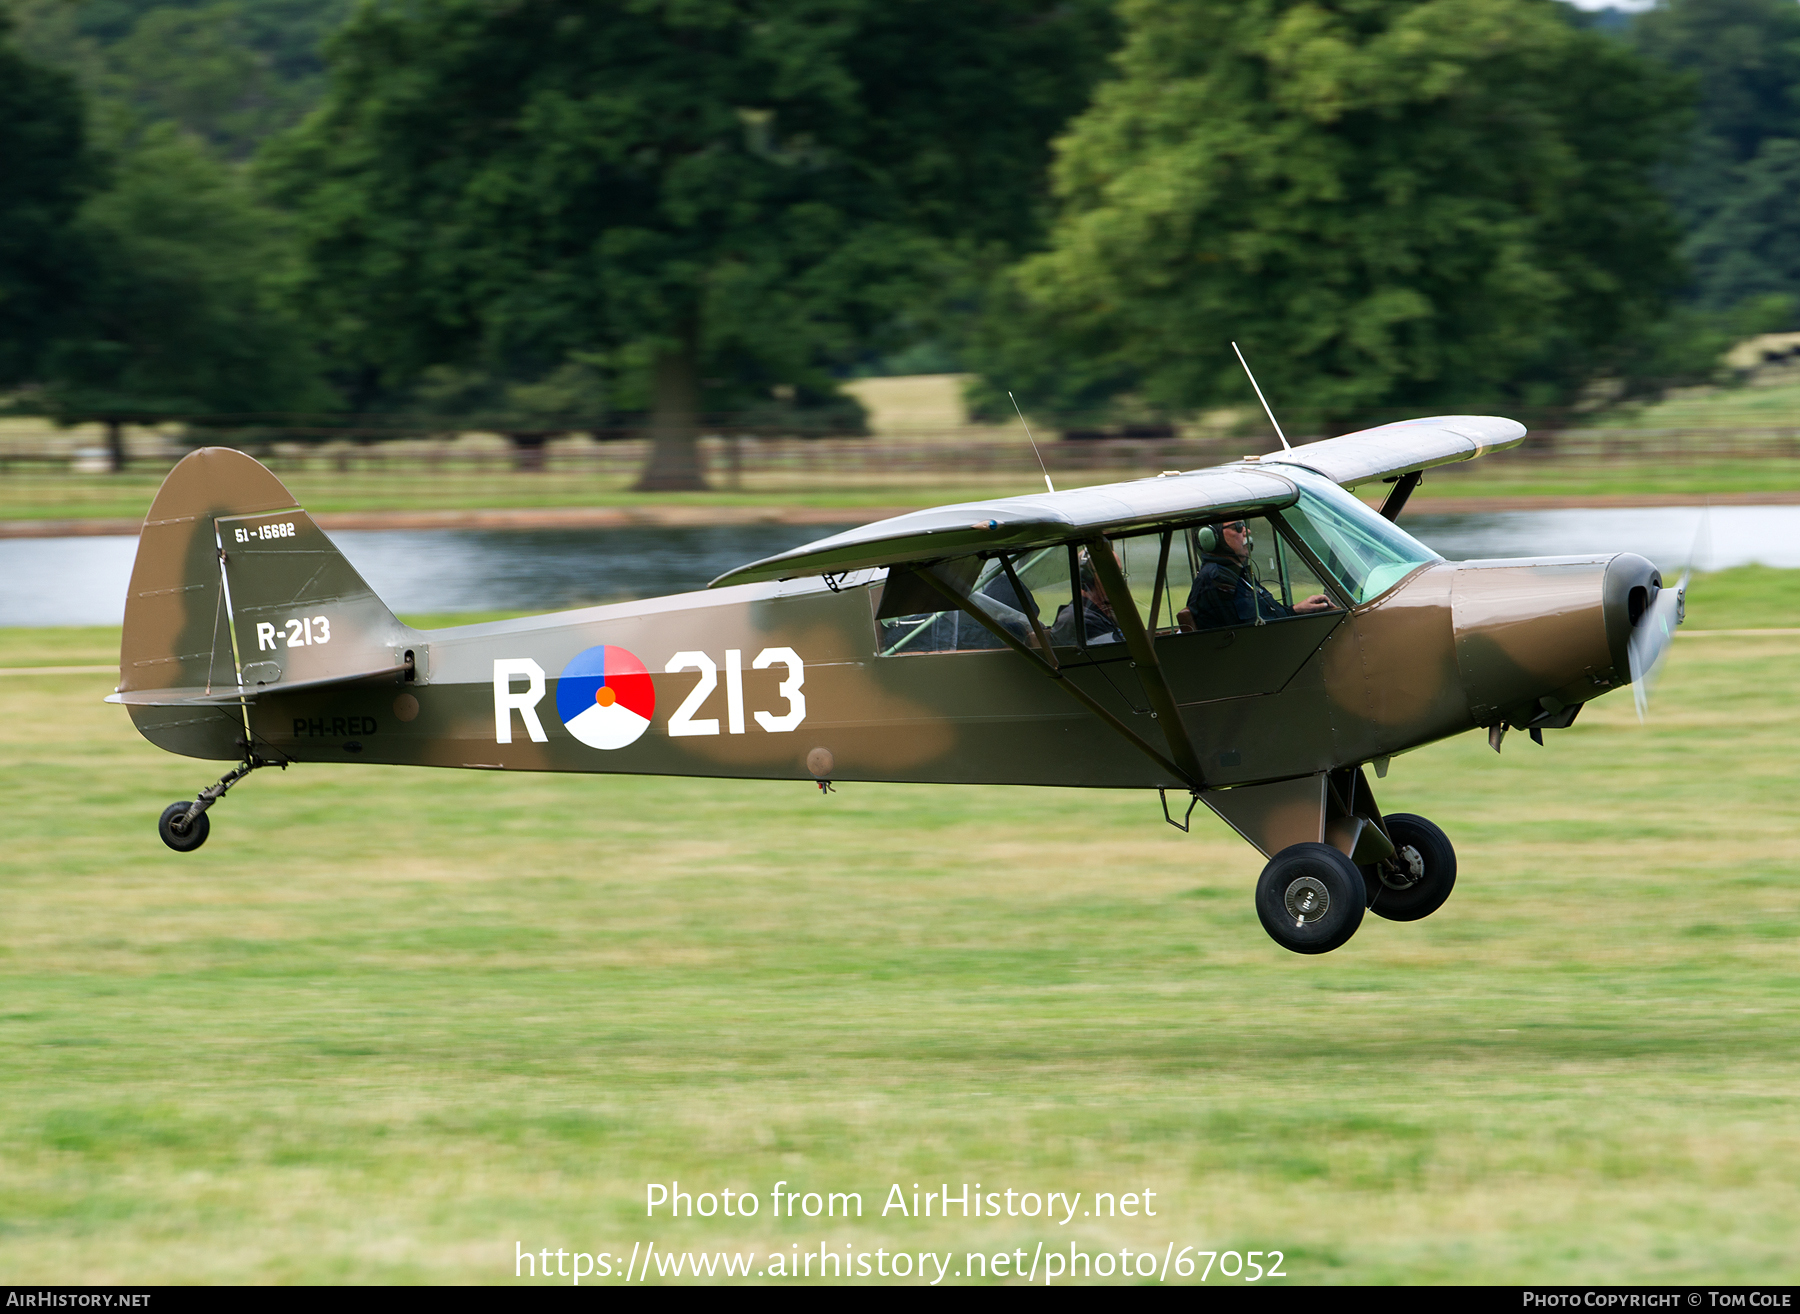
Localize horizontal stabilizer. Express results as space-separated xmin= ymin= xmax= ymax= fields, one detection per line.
xmin=1263 ymin=415 xmax=1525 ymax=488
xmin=106 ymin=660 xmax=409 ymax=707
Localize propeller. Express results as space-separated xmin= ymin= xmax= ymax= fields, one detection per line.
xmin=1628 ymin=508 xmax=1707 ymax=721
xmin=1627 ymin=572 xmax=1684 ymax=720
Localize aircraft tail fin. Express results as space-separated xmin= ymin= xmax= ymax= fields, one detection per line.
xmin=117 ymin=447 xmax=413 ymax=758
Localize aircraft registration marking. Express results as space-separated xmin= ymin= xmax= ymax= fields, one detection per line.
xmin=292 ymin=715 xmax=378 ymax=738
xmin=492 ymin=647 xmax=806 ymax=746
xmin=257 ymin=616 xmax=331 ymax=650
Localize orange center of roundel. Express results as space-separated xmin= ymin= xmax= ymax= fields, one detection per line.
xmin=595 ymin=686 xmax=617 ymax=708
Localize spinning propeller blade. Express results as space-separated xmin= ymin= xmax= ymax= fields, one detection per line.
xmin=1628 ymin=508 xmax=1706 ymax=721
xmin=1627 ymin=575 xmax=1684 ymax=720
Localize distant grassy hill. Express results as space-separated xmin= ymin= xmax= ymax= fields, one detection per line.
xmin=1588 ymin=374 xmax=1800 ymax=432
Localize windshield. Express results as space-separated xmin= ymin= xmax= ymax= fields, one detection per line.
xmin=1276 ymin=468 xmax=1441 ymax=603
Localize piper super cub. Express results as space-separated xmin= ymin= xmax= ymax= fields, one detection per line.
xmin=109 ymin=415 xmax=1683 ymax=953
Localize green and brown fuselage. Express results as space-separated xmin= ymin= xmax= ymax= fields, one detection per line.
xmin=114 ymin=443 xmax=1660 ymax=862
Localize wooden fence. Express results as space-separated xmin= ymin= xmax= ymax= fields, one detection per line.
xmin=5 ymin=426 xmax=1800 ymax=484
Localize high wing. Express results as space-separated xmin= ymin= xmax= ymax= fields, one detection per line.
xmin=710 ymin=467 xmax=1300 ymax=587
xmin=1261 ymin=414 xmax=1525 ymax=488
xmin=710 ymin=414 xmax=1525 ymax=587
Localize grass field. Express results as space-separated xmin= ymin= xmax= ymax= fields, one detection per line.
xmin=2 ymin=574 xmax=1798 ymax=1283
xmin=6 ymin=458 xmax=1800 ymax=526
xmin=1600 ymin=373 xmax=1800 ymax=431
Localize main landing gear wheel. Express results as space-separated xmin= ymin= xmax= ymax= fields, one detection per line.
xmin=158 ymin=802 xmax=210 ymax=853
xmin=1364 ymin=812 xmax=1456 ymax=922
xmin=1255 ymin=842 xmax=1366 ymax=954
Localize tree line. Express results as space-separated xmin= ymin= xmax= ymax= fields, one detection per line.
xmin=4 ymin=0 xmax=1800 ymax=489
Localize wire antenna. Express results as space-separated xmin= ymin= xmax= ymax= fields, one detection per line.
xmin=1010 ymin=391 xmax=1056 ymax=493
xmin=1232 ymin=341 xmax=1290 ymax=451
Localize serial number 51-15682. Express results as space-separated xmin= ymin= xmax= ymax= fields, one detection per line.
xmin=234 ymin=522 xmax=295 ymax=542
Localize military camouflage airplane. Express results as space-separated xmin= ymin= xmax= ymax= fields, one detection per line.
xmin=110 ymin=417 xmax=1683 ymax=954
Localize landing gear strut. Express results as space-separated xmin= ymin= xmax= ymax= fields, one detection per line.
xmin=156 ymin=752 xmax=280 ymax=853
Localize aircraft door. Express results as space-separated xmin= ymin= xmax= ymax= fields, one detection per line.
xmin=1147 ymin=515 xmax=1347 ymax=703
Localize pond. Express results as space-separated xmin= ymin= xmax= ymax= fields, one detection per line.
xmin=2 ymin=504 xmax=1792 ymax=627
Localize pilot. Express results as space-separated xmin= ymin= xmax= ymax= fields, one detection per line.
xmin=1184 ymin=519 xmax=1333 ymax=630
xmin=1049 ymin=550 xmax=1125 ymax=647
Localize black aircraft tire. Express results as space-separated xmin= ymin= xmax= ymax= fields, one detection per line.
xmin=1255 ymin=843 xmax=1366 ymax=954
xmin=158 ymin=802 xmax=210 ymax=853
xmin=1366 ymin=813 xmax=1456 ymax=923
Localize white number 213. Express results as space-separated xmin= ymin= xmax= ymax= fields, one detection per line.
xmin=665 ymin=647 xmax=805 ymax=737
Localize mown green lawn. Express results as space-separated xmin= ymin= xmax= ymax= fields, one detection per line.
xmin=1 ymin=575 xmax=1797 ymax=1283
xmin=1408 ymin=456 xmax=1800 ymax=502
xmin=4 ymin=456 xmax=1800 ymax=524
xmin=1595 ymin=374 xmax=1800 ymax=430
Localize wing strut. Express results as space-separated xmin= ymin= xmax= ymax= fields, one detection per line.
xmin=914 ymin=564 xmax=1202 ymax=791
xmin=1084 ymin=536 xmax=1208 ymax=786
xmin=1379 ymin=471 xmax=1421 ymax=521
xmin=997 ymin=553 xmax=1059 ymax=669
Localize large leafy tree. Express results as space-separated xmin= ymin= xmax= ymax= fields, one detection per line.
xmin=263 ymin=0 xmax=1114 ymax=489
xmin=0 ymin=20 xmax=95 ymax=388
xmin=38 ymin=124 xmax=333 ymax=467
xmin=5 ymin=8 xmax=336 ymax=469
xmin=1634 ymin=0 xmax=1800 ymax=313
xmin=1683 ymin=137 xmax=1800 ymax=311
xmin=9 ymin=0 xmax=353 ymax=159
xmin=988 ymin=0 xmax=1686 ymax=427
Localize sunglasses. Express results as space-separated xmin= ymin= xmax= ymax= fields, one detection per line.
xmin=1221 ymin=521 xmax=1249 ymax=534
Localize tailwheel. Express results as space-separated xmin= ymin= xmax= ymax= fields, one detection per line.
xmin=1255 ymin=842 xmax=1366 ymax=954
xmin=154 ymin=753 xmax=279 ymax=854
xmin=158 ymin=801 xmax=210 ymax=853
xmin=1364 ymin=812 xmax=1456 ymax=922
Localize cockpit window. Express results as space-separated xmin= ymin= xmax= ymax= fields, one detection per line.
xmin=878 ymin=546 xmax=1075 ymax=655
xmin=1275 ymin=467 xmax=1441 ymax=603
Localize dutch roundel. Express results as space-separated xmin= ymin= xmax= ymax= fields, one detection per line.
xmin=555 ymin=645 xmax=656 ymax=750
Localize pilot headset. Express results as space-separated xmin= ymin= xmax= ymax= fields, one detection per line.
xmin=1198 ymin=521 xmax=1253 ymax=554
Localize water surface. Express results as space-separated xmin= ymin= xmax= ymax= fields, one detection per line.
xmin=2 ymin=505 xmax=1792 ymax=627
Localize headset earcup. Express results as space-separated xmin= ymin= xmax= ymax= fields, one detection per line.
xmin=1198 ymin=526 xmax=1217 ymax=553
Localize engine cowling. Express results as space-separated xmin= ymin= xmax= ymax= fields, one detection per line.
xmin=1450 ymin=552 xmax=1661 ymax=733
